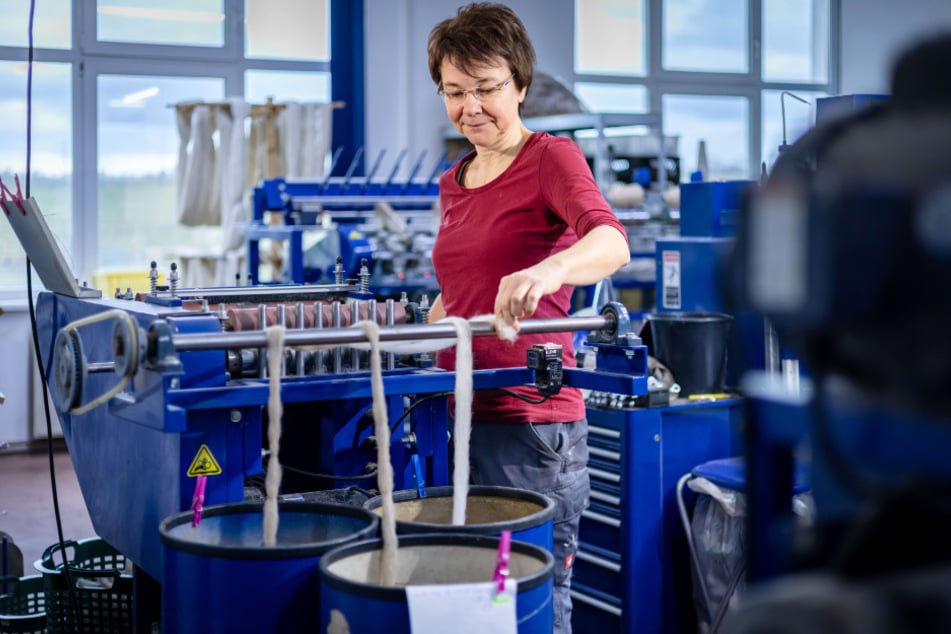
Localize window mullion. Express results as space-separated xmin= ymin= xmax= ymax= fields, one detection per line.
xmin=751 ymin=0 xmax=762 ymax=83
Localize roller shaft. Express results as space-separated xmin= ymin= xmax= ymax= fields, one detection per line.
xmin=171 ymin=315 xmax=612 ymax=351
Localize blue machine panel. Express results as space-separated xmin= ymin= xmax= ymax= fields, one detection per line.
xmin=655 ymin=237 xmax=731 ymax=313
xmin=678 ymin=180 xmax=755 ymax=238
xmin=815 ymin=94 xmax=888 ymax=125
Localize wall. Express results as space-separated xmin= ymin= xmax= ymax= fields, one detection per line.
xmin=0 ymin=298 xmax=61 ymax=447
xmin=840 ymin=0 xmax=951 ymax=94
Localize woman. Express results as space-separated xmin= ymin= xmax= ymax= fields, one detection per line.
xmin=426 ymin=4 xmax=630 ymax=632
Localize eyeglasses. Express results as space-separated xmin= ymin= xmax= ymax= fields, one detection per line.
xmin=438 ymin=75 xmax=515 ymax=105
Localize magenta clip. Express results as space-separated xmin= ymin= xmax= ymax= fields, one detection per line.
xmin=191 ymin=475 xmax=207 ymax=527
xmin=0 ymin=178 xmax=24 ymax=214
xmin=12 ymin=175 xmax=26 ymax=214
xmin=493 ymin=530 xmax=512 ymax=594
xmin=0 ymin=180 xmax=14 ymax=216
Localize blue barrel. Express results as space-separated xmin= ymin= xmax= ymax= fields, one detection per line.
xmin=159 ymin=501 xmax=378 ymax=634
xmin=319 ymin=533 xmax=554 ymax=633
xmin=364 ymin=485 xmax=555 ymax=551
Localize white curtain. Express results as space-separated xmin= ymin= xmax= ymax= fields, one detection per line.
xmin=175 ymin=99 xmax=334 ymax=286
xmin=176 ymin=105 xmax=218 ymax=226
xmin=220 ymin=98 xmax=251 ymax=253
xmin=280 ymin=101 xmax=334 ymax=179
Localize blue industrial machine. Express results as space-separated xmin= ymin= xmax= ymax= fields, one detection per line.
xmin=21 ymin=251 xmax=653 ymax=630
xmin=654 ymin=179 xmax=752 ymax=315
xmin=720 ymin=34 xmax=951 ymax=633
xmin=246 ymin=147 xmax=454 ymax=299
xmin=6 ymin=140 xmax=744 ymax=633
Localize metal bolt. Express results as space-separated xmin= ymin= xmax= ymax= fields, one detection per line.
xmin=334 ymin=256 xmax=345 ymax=285
xmin=358 ymin=258 xmax=370 ymax=293
xmin=230 ymin=409 xmax=242 ymax=423
xmin=653 ymin=434 xmax=660 ymax=442
xmin=149 ymin=261 xmax=158 ymax=295
xmin=169 ymin=262 xmax=179 ymax=297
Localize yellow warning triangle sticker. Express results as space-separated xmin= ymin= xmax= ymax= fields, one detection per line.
xmin=187 ymin=444 xmax=222 ymax=477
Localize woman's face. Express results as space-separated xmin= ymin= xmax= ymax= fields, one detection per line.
xmin=439 ymin=58 xmax=526 ymax=151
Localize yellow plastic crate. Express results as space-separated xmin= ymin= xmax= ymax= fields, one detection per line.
xmin=92 ymin=269 xmax=162 ymax=295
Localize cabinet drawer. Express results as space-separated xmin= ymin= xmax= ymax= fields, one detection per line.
xmin=580 ymin=508 xmax=621 ymax=545
xmin=570 ymin=584 xmax=623 ymax=632
xmin=573 ymin=543 xmax=623 ymax=598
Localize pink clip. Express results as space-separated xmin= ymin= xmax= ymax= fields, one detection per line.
xmin=493 ymin=530 xmax=512 ymax=594
xmin=0 ymin=178 xmax=24 ymax=215
xmin=191 ymin=475 xmax=208 ymax=527
xmin=0 ymin=178 xmax=14 ymax=216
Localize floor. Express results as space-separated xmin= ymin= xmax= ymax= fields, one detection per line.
xmin=0 ymin=445 xmax=96 ymax=576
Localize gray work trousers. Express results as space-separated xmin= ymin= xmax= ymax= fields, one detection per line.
xmin=468 ymin=420 xmax=590 ymax=634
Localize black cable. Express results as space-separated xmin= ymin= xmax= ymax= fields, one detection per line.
xmin=280 ymin=463 xmax=379 ymax=481
xmin=388 ymin=387 xmax=550 ymax=429
xmin=22 ymin=0 xmax=81 ymax=624
xmin=497 ymin=387 xmax=550 ymax=405
xmin=390 ymin=391 xmax=454 ymax=430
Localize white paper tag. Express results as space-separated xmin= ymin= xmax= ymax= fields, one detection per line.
xmin=406 ymin=579 xmax=518 ymax=634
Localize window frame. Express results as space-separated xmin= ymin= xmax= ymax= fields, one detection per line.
xmin=573 ymin=0 xmax=840 ymax=181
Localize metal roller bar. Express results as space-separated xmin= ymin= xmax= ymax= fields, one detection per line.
xmin=171 ymin=314 xmax=613 ymax=352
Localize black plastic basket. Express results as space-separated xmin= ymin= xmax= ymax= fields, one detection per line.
xmin=34 ymin=538 xmax=133 ymax=634
xmin=0 ymin=575 xmax=46 ymax=634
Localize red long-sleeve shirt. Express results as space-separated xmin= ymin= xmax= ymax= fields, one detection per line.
xmin=433 ymin=131 xmax=627 ymax=423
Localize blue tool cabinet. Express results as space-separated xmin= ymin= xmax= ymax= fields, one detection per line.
xmin=571 ymin=398 xmax=742 ymax=633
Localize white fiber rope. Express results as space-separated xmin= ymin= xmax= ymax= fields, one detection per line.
xmin=438 ymin=317 xmax=475 ymax=526
xmin=263 ymin=325 xmax=285 ymax=547
xmin=355 ymin=320 xmax=398 ymax=585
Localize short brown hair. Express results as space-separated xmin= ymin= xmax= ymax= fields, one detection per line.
xmin=427 ymin=3 xmax=536 ymax=94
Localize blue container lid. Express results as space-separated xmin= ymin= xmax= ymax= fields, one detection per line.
xmin=691 ymin=456 xmax=810 ymax=494
xmin=364 ymin=485 xmax=555 ymax=535
xmin=159 ymin=501 xmax=379 ymax=560
xmin=319 ymin=533 xmax=554 ymax=599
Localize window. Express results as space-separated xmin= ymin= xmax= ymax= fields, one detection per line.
xmin=574 ymin=83 xmax=649 ymax=113
xmin=662 ymin=0 xmax=748 ymax=74
xmin=761 ymin=89 xmax=827 ymax=169
xmin=664 ymin=94 xmax=749 ymax=180
xmin=96 ymin=0 xmax=226 ymax=47
xmin=574 ymin=0 xmax=835 ymax=183
xmin=0 ymin=0 xmax=72 ymax=49
xmin=763 ymin=0 xmax=830 ymax=83
xmin=97 ymin=75 xmax=224 ymax=273
xmin=575 ymin=0 xmax=646 ymax=76
xmin=0 ymin=2 xmax=337 ymax=292
xmin=246 ymin=70 xmax=331 ymax=103
xmin=245 ymin=0 xmax=330 ymax=61
xmin=0 ymin=61 xmax=72 ymax=288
